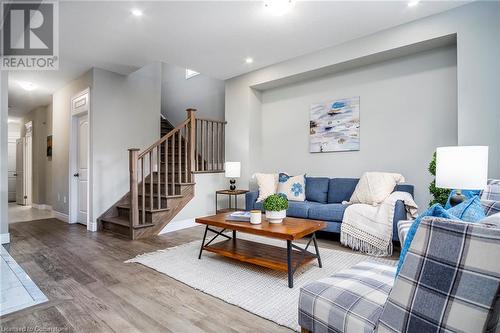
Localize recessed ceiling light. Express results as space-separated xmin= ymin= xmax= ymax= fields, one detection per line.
xmin=19 ymin=81 xmax=36 ymax=91
xmin=264 ymin=0 xmax=295 ymax=16
xmin=408 ymin=0 xmax=420 ymax=7
xmin=131 ymin=8 xmax=143 ymax=17
xmin=245 ymin=57 xmax=254 ymax=64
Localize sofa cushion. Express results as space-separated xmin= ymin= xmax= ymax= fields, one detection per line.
xmin=305 ymin=177 xmax=329 ymax=204
xmin=481 ymin=179 xmax=500 ymax=201
xmin=299 ymin=262 xmax=396 ymax=333
xmin=328 ymin=178 xmax=358 ymax=203
xmin=308 ymin=204 xmax=346 ymax=222
xmin=286 ymin=201 xmax=319 ymax=219
xmin=378 ymin=218 xmax=500 ymax=333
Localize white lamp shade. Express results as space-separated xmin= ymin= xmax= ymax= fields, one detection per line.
xmin=225 ymin=162 xmax=241 ymax=178
xmin=436 ymin=146 xmax=488 ymax=190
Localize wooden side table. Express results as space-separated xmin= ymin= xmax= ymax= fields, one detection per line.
xmin=215 ymin=189 xmax=249 ymax=213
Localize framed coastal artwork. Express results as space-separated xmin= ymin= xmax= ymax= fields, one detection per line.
xmin=309 ymin=96 xmax=360 ymax=153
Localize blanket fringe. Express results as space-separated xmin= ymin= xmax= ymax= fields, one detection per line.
xmin=341 ymin=232 xmax=393 ymax=257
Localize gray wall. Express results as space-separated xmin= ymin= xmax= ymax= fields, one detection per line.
xmin=0 ymin=71 xmax=9 ymax=242
xmin=259 ymin=47 xmax=457 ymax=209
xmin=52 ymin=70 xmax=93 ymax=215
xmin=161 ymin=63 xmax=225 ymax=125
xmin=21 ymin=105 xmax=50 ymax=205
xmin=91 ymin=64 xmax=161 ymax=222
xmin=225 ymin=1 xmax=500 ymax=211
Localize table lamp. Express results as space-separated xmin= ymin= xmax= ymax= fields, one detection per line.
xmin=436 ymin=146 xmax=488 ymax=207
xmin=225 ymin=162 xmax=241 ymax=191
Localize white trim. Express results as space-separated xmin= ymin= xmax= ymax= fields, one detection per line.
xmin=159 ymin=218 xmax=197 ymax=234
xmin=52 ymin=210 xmax=69 ymax=223
xmin=69 ymin=87 xmax=93 ymax=231
xmin=31 ymin=203 xmax=52 ymax=211
xmin=1 ymin=233 xmax=10 ymax=244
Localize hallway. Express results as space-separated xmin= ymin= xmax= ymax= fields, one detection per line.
xmin=8 ymin=203 xmax=53 ymax=224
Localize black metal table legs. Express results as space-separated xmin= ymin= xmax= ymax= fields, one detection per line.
xmin=286 ymin=233 xmax=322 ymax=288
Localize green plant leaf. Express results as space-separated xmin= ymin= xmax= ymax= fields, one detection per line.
xmin=263 ymin=194 xmax=289 ymax=211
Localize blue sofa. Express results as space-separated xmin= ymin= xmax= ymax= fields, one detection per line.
xmin=245 ymin=177 xmax=414 ymax=241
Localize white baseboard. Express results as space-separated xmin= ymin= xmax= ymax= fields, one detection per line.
xmin=32 ymin=203 xmax=52 ymax=211
xmin=159 ymin=218 xmax=197 ymax=234
xmin=52 ymin=210 xmax=69 ymax=223
xmin=1 ymin=233 xmax=10 ymax=244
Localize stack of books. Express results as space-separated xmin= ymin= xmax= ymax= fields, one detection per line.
xmin=225 ymin=211 xmax=251 ymax=222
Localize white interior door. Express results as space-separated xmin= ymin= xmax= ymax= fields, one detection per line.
xmin=15 ymin=138 xmax=24 ymax=205
xmin=24 ymin=133 xmax=32 ymax=206
xmin=75 ymin=115 xmax=89 ymax=225
xmin=8 ymin=139 xmax=17 ymax=202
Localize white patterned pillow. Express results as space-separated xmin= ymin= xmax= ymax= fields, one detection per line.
xmin=277 ymin=173 xmax=305 ymax=202
xmin=349 ymin=172 xmax=405 ymax=205
xmin=254 ymin=173 xmax=278 ymax=203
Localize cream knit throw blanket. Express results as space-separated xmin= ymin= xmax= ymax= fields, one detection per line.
xmin=341 ymin=191 xmax=418 ymax=256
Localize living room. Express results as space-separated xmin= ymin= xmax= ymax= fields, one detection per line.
xmin=1 ymin=1 xmax=499 ymax=332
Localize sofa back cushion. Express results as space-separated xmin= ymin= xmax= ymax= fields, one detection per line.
xmin=377 ymin=217 xmax=500 ymax=333
xmin=305 ymin=177 xmax=329 ymax=203
xmin=328 ymin=178 xmax=359 ymax=203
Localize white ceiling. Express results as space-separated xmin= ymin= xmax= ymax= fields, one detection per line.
xmin=8 ymin=0 xmax=468 ymax=117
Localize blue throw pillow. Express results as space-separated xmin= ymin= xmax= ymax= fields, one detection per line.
xmin=396 ymin=204 xmax=455 ymax=275
xmin=444 ymin=189 xmax=480 ymax=209
xmin=447 ymin=196 xmax=486 ymax=222
xmin=396 ymin=196 xmax=486 ymax=275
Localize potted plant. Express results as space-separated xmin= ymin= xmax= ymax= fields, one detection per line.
xmin=263 ymin=194 xmax=289 ymax=224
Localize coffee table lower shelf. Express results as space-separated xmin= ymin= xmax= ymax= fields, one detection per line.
xmin=204 ymin=238 xmax=316 ymax=272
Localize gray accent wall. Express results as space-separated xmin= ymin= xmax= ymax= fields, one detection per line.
xmin=225 ymin=1 xmax=500 ymax=211
xmin=161 ymin=63 xmax=225 ymax=125
xmin=259 ymin=47 xmax=457 ymax=209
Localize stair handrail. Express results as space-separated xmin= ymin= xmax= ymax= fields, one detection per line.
xmin=129 ymin=109 xmax=197 ymax=228
xmin=128 ymin=108 xmax=226 ymax=230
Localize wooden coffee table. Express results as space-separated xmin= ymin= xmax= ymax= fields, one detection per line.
xmin=196 ymin=213 xmax=326 ymax=288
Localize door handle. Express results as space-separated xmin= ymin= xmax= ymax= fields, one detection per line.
xmin=73 ymin=173 xmax=79 ymax=177
xmin=13 ymin=173 xmax=17 ymax=176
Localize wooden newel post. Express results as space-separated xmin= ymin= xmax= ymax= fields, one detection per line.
xmin=128 ymin=148 xmax=140 ymax=231
xmin=186 ymin=108 xmax=197 ymax=181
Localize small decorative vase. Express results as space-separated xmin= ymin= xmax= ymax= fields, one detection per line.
xmin=265 ymin=210 xmax=286 ymax=224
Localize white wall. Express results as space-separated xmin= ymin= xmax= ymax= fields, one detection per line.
xmin=161 ymin=63 xmax=225 ymax=125
xmin=225 ymin=2 xmax=500 ymax=209
xmin=91 ymin=64 xmax=161 ymax=222
xmin=159 ymin=173 xmax=227 ymax=234
xmin=0 ymin=71 xmax=9 ymax=243
xmin=259 ymin=47 xmax=457 ymax=209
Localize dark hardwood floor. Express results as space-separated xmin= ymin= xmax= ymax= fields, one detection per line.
xmin=1 ymin=218 xmax=296 ymax=333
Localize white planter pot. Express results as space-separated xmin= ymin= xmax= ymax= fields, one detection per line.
xmin=265 ymin=210 xmax=286 ymax=224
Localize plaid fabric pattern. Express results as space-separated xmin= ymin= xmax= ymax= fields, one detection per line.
xmin=396 ymin=220 xmax=414 ymax=245
xmin=481 ymin=199 xmax=500 ymax=216
xmin=299 ymin=262 xmax=396 ymax=333
xmin=481 ymin=179 xmax=500 ymax=201
xmin=377 ymin=217 xmax=500 ymax=333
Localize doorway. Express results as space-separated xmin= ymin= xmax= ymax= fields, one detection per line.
xmin=15 ymin=122 xmax=33 ymax=206
xmin=69 ymin=88 xmax=91 ymax=229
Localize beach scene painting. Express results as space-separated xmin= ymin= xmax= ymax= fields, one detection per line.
xmin=309 ymin=96 xmax=360 ymax=153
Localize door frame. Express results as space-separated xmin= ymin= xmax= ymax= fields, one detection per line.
xmin=69 ymin=88 xmax=94 ymax=231
xmin=23 ymin=122 xmax=33 ymax=206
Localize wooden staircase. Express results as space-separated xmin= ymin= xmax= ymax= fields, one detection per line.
xmin=98 ymin=109 xmax=226 ymax=239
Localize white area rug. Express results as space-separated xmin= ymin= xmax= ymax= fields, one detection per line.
xmin=126 ymin=234 xmax=396 ymax=331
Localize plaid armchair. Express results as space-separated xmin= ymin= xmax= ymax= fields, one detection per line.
xmin=299 ymin=217 xmax=500 ymax=333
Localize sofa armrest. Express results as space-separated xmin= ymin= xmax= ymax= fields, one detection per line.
xmin=245 ymin=191 xmax=259 ymax=211
xmin=392 ymin=200 xmax=407 ymax=241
